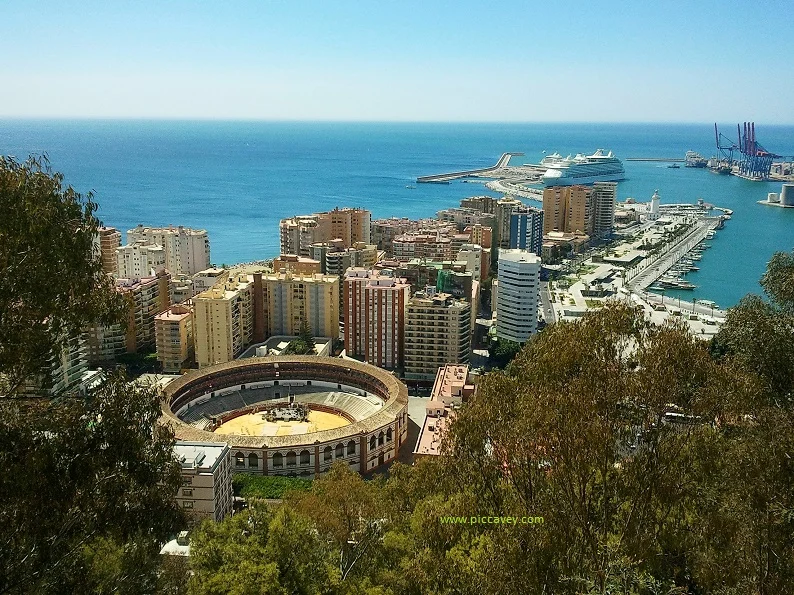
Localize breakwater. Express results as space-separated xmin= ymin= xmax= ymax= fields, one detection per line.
xmin=417 ymin=152 xmax=523 ymax=183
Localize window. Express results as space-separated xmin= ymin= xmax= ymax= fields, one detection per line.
xmin=248 ymin=453 xmax=258 ymax=468
xmin=369 ymin=436 xmax=376 ymax=450
xmin=386 ymin=427 xmax=393 ymax=442
xmin=273 ymin=452 xmax=283 ymax=468
xmin=181 ymin=476 xmax=193 ymax=486
xmin=347 ymin=440 xmax=356 ymax=455
xmin=378 ymin=431 xmax=384 ymax=446
xmin=335 ymin=443 xmax=344 ymax=458
xmin=182 ymin=501 xmax=193 ymax=509
xmin=323 ymin=446 xmax=332 ymax=461
xmin=300 ymin=450 xmax=310 ymax=465
xmin=286 ymin=451 xmax=296 ymax=467
xmin=182 ymin=489 xmax=193 ymax=497
xmin=235 ymin=452 xmax=244 ymax=467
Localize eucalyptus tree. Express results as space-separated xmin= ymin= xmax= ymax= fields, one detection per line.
xmin=0 ymin=157 xmax=183 ymax=593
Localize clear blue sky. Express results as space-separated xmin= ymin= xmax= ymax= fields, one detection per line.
xmin=2 ymin=0 xmax=792 ymax=122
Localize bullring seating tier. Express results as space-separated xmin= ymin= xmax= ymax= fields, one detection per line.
xmin=179 ymin=385 xmax=384 ymax=428
xmin=161 ymin=357 xmax=408 ymax=450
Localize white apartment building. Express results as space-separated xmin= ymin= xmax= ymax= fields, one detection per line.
xmin=174 ymin=441 xmax=233 ymax=523
xmin=127 ymin=225 xmax=211 ymax=276
xmin=116 ymin=242 xmax=166 ymax=279
xmin=495 ymin=249 xmax=541 ymax=344
xmin=192 ymin=267 xmax=227 ymax=295
xmin=457 ymin=244 xmax=485 ymax=282
xmin=24 ymin=334 xmax=89 ymax=396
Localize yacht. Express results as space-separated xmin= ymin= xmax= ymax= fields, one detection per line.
xmin=541 ymin=149 xmax=625 ymax=186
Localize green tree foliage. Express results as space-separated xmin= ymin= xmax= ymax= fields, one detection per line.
xmin=487 ymin=337 xmax=521 ymax=368
xmin=706 ymin=248 xmax=794 ymax=593
xmin=444 ymin=304 xmax=754 ymax=592
xmin=188 ymin=294 xmax=794 ymax=593
xmin=233 ymin=474 xmax=312 ymax=500
xmin=0 ymin=156 xmax=122 ymax=396
xmin=189 ymin=506 xmax=335 ymax=595
xmin=0 ymin=158 xmax=184 ymax=593
xmin=298 ymin=317 xmax=316 ymax=350
xmin=289 ymin=464 xmax=383 ymax=583
xmin=116 ymin=350 xmax=160 ymax=375
xmin=0 ymin=373 xmax=184 ymax=593
xmin=282 ymin=319 xmax=317 ymax=356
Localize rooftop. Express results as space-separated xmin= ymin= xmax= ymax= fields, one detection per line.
xmin=156 ymin=305 xmax=192 ymax=322
xmin=430 ymin=364 xmax=473 ymax=407
xmin=129 ymin=224 xmax=207 ymax=236
xmin=414 ymin=412 xmax=454 ymax=457
xmin=499 ymin=249 xmax=541 ymax=264
xmin=174 ymin=441 xmax=229 ymax=472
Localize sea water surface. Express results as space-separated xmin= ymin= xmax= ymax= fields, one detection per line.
xmin=2 ymin=120 xmax=794 ymax=308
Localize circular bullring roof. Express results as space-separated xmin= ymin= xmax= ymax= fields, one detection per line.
xmin=161 ymin=357 xmax=408 ymax=449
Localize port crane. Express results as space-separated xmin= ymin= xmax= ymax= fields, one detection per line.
xmin=713 ymin=123 xmax=737 ymax=171
xmin=714 ymin=121 xmax=783 ymax=180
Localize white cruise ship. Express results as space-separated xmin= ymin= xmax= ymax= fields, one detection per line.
xmin=541 ymin=149 xmax=625 ymax=186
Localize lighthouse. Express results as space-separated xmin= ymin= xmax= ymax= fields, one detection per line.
xmin=649 ymin=189 xmax=661 ymax=221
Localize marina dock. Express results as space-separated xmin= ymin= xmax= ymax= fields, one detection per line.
xmin=626 ymin=218 xmax=721 ymax=292
xmin=417 ymin=152 xmax=523 ymax=183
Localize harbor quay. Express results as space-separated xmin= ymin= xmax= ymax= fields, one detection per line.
xmin=640 ymin=291 xmax=726 ymax=319
xmin=547 ymin=196 xmax=729 ymax=334
xmin=625 ymin=218 xmax=720 ymax=292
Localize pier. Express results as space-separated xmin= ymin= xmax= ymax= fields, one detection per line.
xmin=625 ymin=218 xmax=721 ymax=292
xmin=485 ymin=179 xmax=543 ymax=201
xmin=625 ymin=157 xmax=685 ymax=162
xmin=417 ymin=152 xmax=523 ymax=184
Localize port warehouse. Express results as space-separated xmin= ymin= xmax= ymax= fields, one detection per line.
xmin=162 ymin=357 xmax=408 ymax=477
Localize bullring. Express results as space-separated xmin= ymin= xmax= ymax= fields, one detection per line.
xmin=161 ymin=357 xmax=409 ymax=477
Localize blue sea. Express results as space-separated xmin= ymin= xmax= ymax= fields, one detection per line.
xmin=2 ymin=120 xmax=794 ymax=308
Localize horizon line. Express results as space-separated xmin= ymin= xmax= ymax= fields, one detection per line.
xmin=2 ymin=116 xmax=794 ymax=126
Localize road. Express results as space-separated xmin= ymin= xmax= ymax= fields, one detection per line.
xmin=641 ymin=290 xmax=726 ymax=318
xmin=539 ymin=281 xmax=556 ymax=324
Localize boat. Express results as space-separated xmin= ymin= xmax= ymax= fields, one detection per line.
xmin=541 ymin=149 xmax=625 ymax=186
xmin=667 ymin=163 xmax=680 ymax=169
xmin=405 ymin=185 xmax=416 ymax=189
xmin=685 ymin=151 xmax=708 ymax=168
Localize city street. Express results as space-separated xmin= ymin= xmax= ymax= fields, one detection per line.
xmin=539 ymin=281 xmax=556 ymax=323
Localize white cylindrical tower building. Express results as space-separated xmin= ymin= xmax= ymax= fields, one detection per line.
xmin=495 ymin=249 xmax=541 ymax=344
